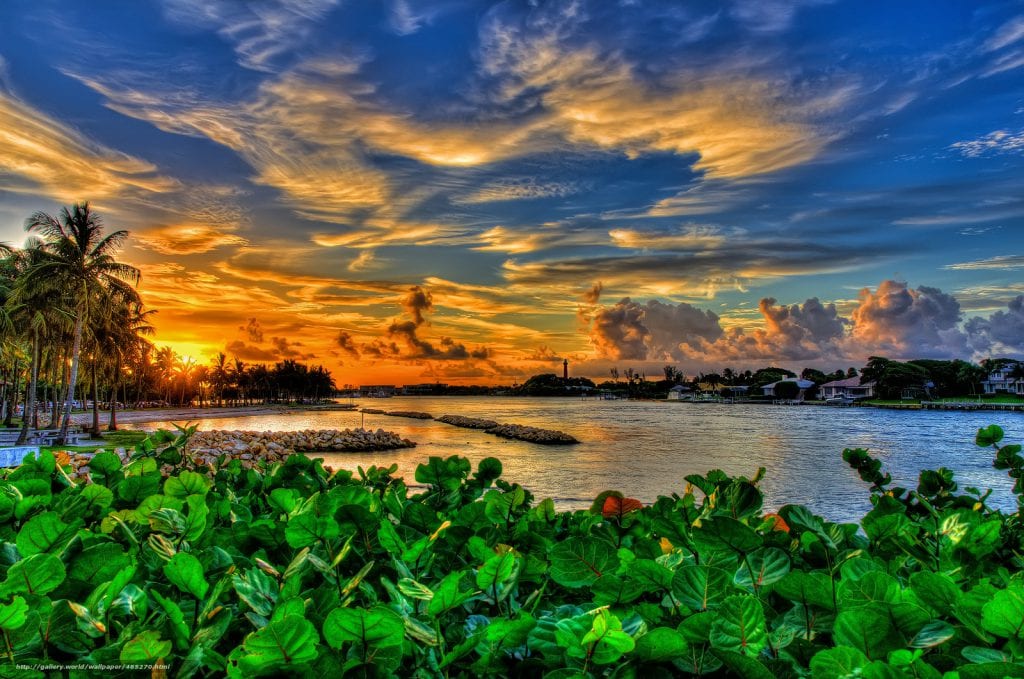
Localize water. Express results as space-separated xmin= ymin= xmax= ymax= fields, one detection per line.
xmin=144 ymin=397 xmax=1023 ymax=522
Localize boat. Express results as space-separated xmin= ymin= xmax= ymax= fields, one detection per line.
xmin=825 ymin=396 xmax=855 ymax=406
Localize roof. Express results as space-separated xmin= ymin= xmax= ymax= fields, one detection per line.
xmin=764 ymin=379 xmax=815 ymax=389
xmin=821 ymin=377 xmax=875 ymax=388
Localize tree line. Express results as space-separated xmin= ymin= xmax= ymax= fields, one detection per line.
xmin=0 ymin=203 xmax=335 ymax=444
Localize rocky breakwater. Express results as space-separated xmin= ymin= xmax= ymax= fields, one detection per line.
xmin=188 ymin=428 xmax=416 ymax=465
xmin=487 ymin=423 xmax=579 ymax=445
xmin=384 ymin=411 xmax=433 ymax=419
xmin=435 ymin=415 xmax=499 ymax=429
xmin=436 ymin=414 xmax=578 ymax=445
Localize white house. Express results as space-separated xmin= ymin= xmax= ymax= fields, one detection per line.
xmin=982 ymin=362 xmax=1024 ymax=395
xmin=762 ymin=379 xmax=815 ymax=398
xmin=820 ymin=377 xmax=876 ymax=400
xmin=667 ymin=385 xmax=692 ymax=400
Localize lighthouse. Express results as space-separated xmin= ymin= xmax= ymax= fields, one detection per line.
xmin=563 ymin=358 xmax=568 ymax=380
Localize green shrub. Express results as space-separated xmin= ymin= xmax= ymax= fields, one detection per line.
xmin=0 ymin=424 xmax=1021 ymax=676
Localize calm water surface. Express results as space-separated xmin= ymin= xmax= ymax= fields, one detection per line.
xmin=146 ymin=397 xmax=1022 ymax=522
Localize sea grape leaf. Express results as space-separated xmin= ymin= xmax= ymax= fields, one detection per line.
xmin=709 ymin=595 xmax=767 ymax=657
xmin=809 ymin=646 xmax=869 ymax=678
xmin=591 ymin=574 xmax=644 ymax=606
xmin=120 ymin=630 xmax=172 ymax=664
xmin=164 ymin=470 xmax=211 ymax=497
xmin=961 ymin=646 xmax=1013 ymax=663
xmin=774 ymin=571 xmax=835 ymax=610
xmin=427 ymin=571 xmax=474 ymax=617
xmin=67 ymin=543 xmax=132 ymax=585
xmin=580 ymin=609 xmax=635 ymax=665
xmin=634 ymin=627 xmax=687 ymax=662
xmin=548 ymin=537 xmax=618 ymax=588
xmin=672 ymin=564 xmax=732 ymax=611
xmin=0 ymin=596 xmax=27 ymax=631
xmin=233 ymin=568 xmax=279 ymax=617
xmin=377 ymin=519 xmax=405 ymax=556
xmin=910 ymin=619 xmax=956 ymax=648
xmin=982 ymin=586 xmax=1024 ymax=639
xmin=485 ymin=613 xmax=535 ymax=648
xmin=2 ymin=553 xmax=66 ymax=596
xmin=150 ymin=589 xmax=190 ymax=649
xmin=838 ymin=571 xmax=901 ymax=608
xmin=397 ymin=578 xmax=434 ymax=601
xmin=284 ymin=495 xmax=339 ymax=549
xmin=227 ymin=615 xmax=319 ymax=678
xmin=88 ymin=451 xmax=123 ymax=476
xmin=16 ymin=511 xmax=80 ymax=556
xmin=414 ymin=456 xmax=469 ymax=492
xmin=957 ymin=664 xmax=1024 ymax=679
xmin=976 ymin=424 xmax=1004 ymax=447
xmin=601 ymin=495 xmax=644 ymax=520
xmin=712 ymin=649 xmax=775 ymax=679
xmin=692 ymin=516 xmax=762 ymax=556
xmin=184 ymin=494 xmax=210 ymax=541
xmin=476 ymin=552 xmax=519 ymax=602
xmin=909 ymin=571 xmax=962 ymax=617
xmin=734 ymin=547 xmax=790 ymax=592
xmin=832 ymin=607 xmax=897 ymax=660
xmin=323 ymin=605 xmax=404 ymax=650
xmin=164 ymin=552 xmax=209 ymax=600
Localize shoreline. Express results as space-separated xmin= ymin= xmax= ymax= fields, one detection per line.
xmin=67 ymin=403 xmax=351 ymax=428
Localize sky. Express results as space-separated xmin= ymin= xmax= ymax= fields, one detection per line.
xmin=1 ymin=0 xmax=1023 ymax=385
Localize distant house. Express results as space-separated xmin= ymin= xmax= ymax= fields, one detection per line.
xmin=667 ymin=385 xmax=692 ymax=400
xmin=762 ymin=379 xmax=815 ymax=398
xmin=820 ymin=377 xmax=876 ymax=400
xmin=359 ymin=384 xmax=396 ymax=397
xmin=982 ymin=362 xmax=1024 ymax=395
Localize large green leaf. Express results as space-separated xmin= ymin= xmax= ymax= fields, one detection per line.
xmin=909 ymin=571 xmax=961 ymax=617
xmin=427 ymin=571 xmax=474 ymax=617
xmin=164 ymin=470 xmax=211 ymax=497
xmin=774 ymin=570 xmax=835 ymax=610
xmin=120 ymin=630 xmax=172 ymax=664
xmin=580 ymin=609 xmax=635 ymax=665
xmin=227 ymin=615 xmax=319 ymax=677
xmin=0 ymin=596 xmax=27 ymax=631
xmin=322 ymin=605 xmax=405 ymax=650
xmin=284 ymin=495 xmax=340 ymax=549
xmin=67 ymin=543 xmax=132 ymax=584
xmin=234 ymin=567 xmax=280 ymax=617
xmin=809 ymin=646 xmax=869 ymax=678
xmin=982 ymin=586 xmax=1024 ymax=639
xmin=734 ymin=547 xmax=790 ymax=592
xmin=832 ymin=606 xmax=896 ymax=660
xmin=712 ymin=649 xmax=775 ymax=679
xmin=692 ymin=517 xmax=762 ymax=556
xmin=548 ymin=537 xmax=618 ymax=588
xmin=709 ymin=595 xmax=767 ymax=657
xmin=164 ymin=552 xmax=209 ymax=600
xmin=16 ymin=511 xmax=80 ymax=556
xmin=2 ymin=553 xmax=66 ymax=596
xmin=634 ymin=627 xmax=688 ymax=662
xmin=476 ymin=552 xmax=519 ymax=602
xmin=672 ymin=564 xmax=732 ymax=611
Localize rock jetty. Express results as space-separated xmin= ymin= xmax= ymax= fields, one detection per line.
xmin=487 ymin=424 xmax=579 ymax=445
xmin=436 ymin=414 xmax=578 ymax=445
xmin=188 ymin=429 xmax=415 ymax=460
xmin=384 ymin=411 xmax=433 ymax=419
xmin=360 ymin=408 xmax=386 ymax=414
xmin=436 ymin=414 xmax=499 ymax=429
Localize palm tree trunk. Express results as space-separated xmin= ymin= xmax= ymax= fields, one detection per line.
xmin=59 ymin=313 xmax=84 ymax=444
xmin=108 ymin=352 xmax=120 ymax=431
xmin=90 ymin=356 xmax=100 ymax=437
xmin=4 ymin=359 xmax=20 ymax=429
xmin=17 ymin=330 xmax=40 ymax=445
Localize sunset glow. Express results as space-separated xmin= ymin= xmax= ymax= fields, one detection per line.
xmin=2 ymin=1 xmax=1023 ymax=384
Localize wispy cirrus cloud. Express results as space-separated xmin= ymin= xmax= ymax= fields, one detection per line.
xmin=0 ymin=92 xmax=176 ymax=202
xmin=945 ymin=254 xmax=1024 ymax=271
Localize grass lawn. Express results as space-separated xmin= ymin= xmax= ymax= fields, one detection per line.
xmin=41 ymin=428 xmax=149 ymax=454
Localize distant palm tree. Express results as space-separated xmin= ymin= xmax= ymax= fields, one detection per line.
xmin=23 ymin=204 xmax=140 ymax=444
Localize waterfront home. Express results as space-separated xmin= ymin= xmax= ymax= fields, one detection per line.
xmin=762 ymin=378 xmax=815 ymax=399
xmin=667 ymin=385 xmax=693 ymax=400
xmin=359 ymin=384 xmax=397 ymax=397
xmin=820 ymin=377 xmax=876 ymax=400
xmin=982 ymin=362 xmax=1024 ymax=395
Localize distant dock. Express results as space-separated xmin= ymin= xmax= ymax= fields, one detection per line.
xmin=920 ymin=401 xmax=1024 ymax=412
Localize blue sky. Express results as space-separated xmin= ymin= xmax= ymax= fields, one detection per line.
xmin=1 ymin=0 xmax=1023 ymax=382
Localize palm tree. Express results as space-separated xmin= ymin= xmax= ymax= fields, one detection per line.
xmin=23 ymin=203 xmax=140 ymax=444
